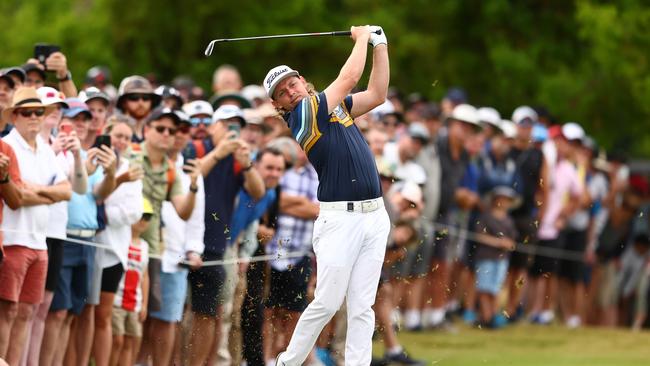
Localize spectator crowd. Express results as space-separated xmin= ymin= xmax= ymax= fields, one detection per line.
xmin=0 ymin=50 xmax=649 ymax=366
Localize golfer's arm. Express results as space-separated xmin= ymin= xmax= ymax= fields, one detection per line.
xmin=324 ymin=36 xmax=369 ymax=113
xmin=350 ymin=45 xmax=389 ymax=118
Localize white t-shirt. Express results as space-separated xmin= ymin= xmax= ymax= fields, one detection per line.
xmin=2 ymin=130 xmax=67 ymax=250
xmin=383 ymin=142 xmax=427 ymax=185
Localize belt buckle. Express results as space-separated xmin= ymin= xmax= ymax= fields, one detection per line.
xmin=346 ymin=202 xmax=354 ymax=212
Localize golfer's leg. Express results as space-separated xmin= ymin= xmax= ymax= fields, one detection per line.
xmin=279 ymin=262 xmax=352 ymax=365
xmin=345 ymin=209 xmax=390 ymax=365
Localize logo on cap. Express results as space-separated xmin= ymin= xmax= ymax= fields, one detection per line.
xmin=266 ymin=68 xmax=288 ymax=88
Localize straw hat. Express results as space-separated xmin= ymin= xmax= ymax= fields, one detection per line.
xmin=2 ymin=86 xmax=54 ymax=122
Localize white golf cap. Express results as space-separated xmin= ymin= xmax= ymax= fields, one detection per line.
xmin=477 ymin=107 xmax=501 ymax=127
xmin=398 ymin=181 xmax=424 ymax=209
xmin=512 ymin=106 xmax=538 ymax=125
xmin=263 ymin=65 xmax=299 ymax=98
xmin=449 ymin=104 xmax=480 ymax=126
xmin=562 ymin=122 xmax=585 ymax=141
xmin=499 ymin=119 xmax=517 ymax=139
xmin=213 ymin=104 xmax=246 ymax=125
xmin=183 ymin=100 xmax=214 ymax=118
xmin=241 ymin=84 xmax=268 ymax=104
xmin=37 ymin=86 xmax=68 ymax=108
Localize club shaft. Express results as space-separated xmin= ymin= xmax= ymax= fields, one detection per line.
xmin=205 ymin=29 xmax=381 ymax=56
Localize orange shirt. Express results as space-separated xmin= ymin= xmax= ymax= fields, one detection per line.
xmin=0 ymin=139 xmax=23 ymax=250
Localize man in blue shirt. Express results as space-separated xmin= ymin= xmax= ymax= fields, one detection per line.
xmin=265 ymin=25 xmax=390 ymax=366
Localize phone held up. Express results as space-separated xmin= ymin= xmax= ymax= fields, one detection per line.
xmin=181 ymin=144 xmax=197 ymax=174
xmin=228 ymin=124 xmax=240 ymax=139
xmin=92 ymin=134 xmax=112 ymax=150
xmin=34 ymin=44 xmax=61 ymax=71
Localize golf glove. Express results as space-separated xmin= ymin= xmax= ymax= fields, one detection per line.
xmin=369 ymin=25 xmax=387 ymax=47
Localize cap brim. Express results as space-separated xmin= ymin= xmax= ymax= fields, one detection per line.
xmin=0 ymin=75 xmax=15 ymax=89
xmin=210 ymin=93 xmax=252 ymax=109
xmin=63 ymin=108 xmax=92 ymax=119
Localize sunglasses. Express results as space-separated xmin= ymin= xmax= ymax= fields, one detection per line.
xmin=190 ymin=116 xmax=213 ymax=126
xmin=126 ymin=94 xmax=152 ymax=102
xmin=141 ymin=213 xmax=153 ymax=222
xmin=153 ymin=125 xmax=177 ymax=135
xmin=16 ymin=108 xmax=46 ymax=117
xmin=177 ymin=123 xmax=191 ymax=134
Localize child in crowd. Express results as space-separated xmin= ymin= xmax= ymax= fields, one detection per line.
xmin=109 ymin=198 xmax=152 ymax=366
xmin=474 ymin=186 xmax=519 ymax=328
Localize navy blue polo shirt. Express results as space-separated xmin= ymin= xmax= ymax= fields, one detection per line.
xmin=285 ymin=92 xmax=381 ymax=202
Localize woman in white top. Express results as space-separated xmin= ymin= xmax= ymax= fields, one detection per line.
xmin=92 ymin=116 xmax=143 ymax=366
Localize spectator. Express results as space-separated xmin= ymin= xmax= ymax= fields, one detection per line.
xmin=0 ymin=87 xmax=71 ymax=365
xmin=23 ymin=51 xmax=77 ymax=98
xmin=477 ymin=107 xmax=501 ymax=141
xmin=617 ymin=234 xmax=650 ymax=328
xmin=0 ymin=70 xmax=17 ymax=137
xmin=382 ymin=122 xmax=429 ymax=185
xmin=190 ymin=104 xmax=264 ymax=366
xmin=263 ymin=145 xmax=316 ymax=364
xmin=241 ymin=84 xmax=269 ymax=108
xmin=0 ymin=67 xmax=25 ymax=89
xmin=182 ymin=100 xmax=213 ymax=140
xmin=109 ymin=198 xmax=153 ymax=366
xmin=425 ymin=103 xmax=481 ymax=329
xmin=473 ymin=186 xmax=518 ymax=328
xmin=91 ymin=117 xmax=144 ymax=366
xmin=116 ymin=76 xmax=161 ymax=142
xmin=43 ymin=97 xmax=117 ymax=366
xmin=79 ymin=87 xmax=110 ymax=150
xmin=528 ymin=123 xmax=584 ymax=325
xmin=84 ymin=66 xmax=117 ymax=101
xmin=209 ymin=65 xmax=250 ymax=110
xmin=141 ymin=111 xmax=204 ymax=366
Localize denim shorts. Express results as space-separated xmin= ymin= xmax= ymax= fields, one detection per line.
xmin=149 ymin=269 xmax=189 ymax=322
xmin=475 ymin=259 xmax=508 ymax=295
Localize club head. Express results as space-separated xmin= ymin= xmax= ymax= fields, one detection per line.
xmin=204 ymin=40 xmax=217 ymax=57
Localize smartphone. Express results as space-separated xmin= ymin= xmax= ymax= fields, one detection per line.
xmin=60 ymin=124 xmax=73 ymax=134
xmin=34 ymin=44 xmax=61 ymax=69
xmin=181 ymin=144 xmax=197 ymax=174
xmin=227 ymin=124 xmax=240 ymax=139
xmin=92 ymin=134 xmax=112 ymax=149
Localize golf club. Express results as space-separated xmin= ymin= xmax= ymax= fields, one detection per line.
xmin=204 ymin=29 xmax=382 ymax=56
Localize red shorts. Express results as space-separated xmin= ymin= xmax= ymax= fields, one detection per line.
xmin=0 ymin=246 xmax=48 ymax=304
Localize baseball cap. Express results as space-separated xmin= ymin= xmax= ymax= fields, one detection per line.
xmin=263 ymin=65 xmax=299 ymax=98
xmin=213 ymin=104 xmax=246 ymax=126
xmin=397 ymin=181 xmax=424 ymax=209
xmin=477 ymin=107 xmax=501 ymax=128
xmin=445 ymin=87 xmax=468 ymax=104
xmin=2 ymin=67 xmax=26 ymax=84
xmin=532 ymin=124 xmax=549 ymax=143
xmin=0 ymin=70 xmax=16 ymax=89
xmin=490 ymin=185 xmax=521 ymax=208
xmin=512 ymin=106 xmax=538 ymax=125
xmin=37 ymin=87 xmax=68 ymax=108
xmin=448 ymin=104 xmax=480 ymax=126
xmin=562 ymin=122 xmax=585 ymax=141
xmin=407 ymin=122 xmax=430 ymax=144
xmin=241 ymin=84 xmax=268 ymax=104
xmin=499 ymin=119 xmax=517 ymax=139
xmin=183 ymin=100 xmax=214 ymax=118
xmin=147 ymin=106 xmax=182 ymax=125
xmin=22 ymin=63 xmax=46 ymax=80
xmin=79 ymin=87 xmax=110 ymax=106
xmin=155 ymin=85 xmax=183 ymax=107
xmin=63 ymin=98 xmax=92 ymax=119
xmin=548 ymin=125 xmax=563 ymax=139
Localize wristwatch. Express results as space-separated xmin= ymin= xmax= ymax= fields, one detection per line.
xmin=242 ymin=162 xmax=253 ymax=172
xmin=57 ymin=70 xmax=72 ymax=82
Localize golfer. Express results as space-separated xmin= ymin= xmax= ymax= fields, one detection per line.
xmin=264 ymin=25 xmax=390 ymax=365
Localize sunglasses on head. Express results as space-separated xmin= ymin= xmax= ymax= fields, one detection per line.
xmin=16 ymin=108 xmax=45 ymax=118
xmin=126 ymin=94 xmax=152 ymax=102
xmin=190 ymin=116 xmax=213 ymax=126
xmin=153 ymin=125 xmax=177 ymax=135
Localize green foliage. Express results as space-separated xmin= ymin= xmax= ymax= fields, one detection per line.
xmin=1 ymin=0 xmax=649 ymax=155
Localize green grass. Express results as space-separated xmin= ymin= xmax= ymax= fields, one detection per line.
xmin=373 ymin=324 xmax=650 ymax=366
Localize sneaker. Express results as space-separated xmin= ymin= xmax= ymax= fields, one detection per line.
xmin=315 ymin=348 xmax=335 ymax=366
xmin=462 ymin=309 xmax=477 ymax=324
xmin=384 ymin=350 xmax=426 ymax=366
xmin=371 ymin=357 xmax=389 ymax=366
xmin=490 ymin=314 xmax=508 ymax=329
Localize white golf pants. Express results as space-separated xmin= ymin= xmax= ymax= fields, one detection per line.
xmin=277 ymin=201 xmax=390 ymax=366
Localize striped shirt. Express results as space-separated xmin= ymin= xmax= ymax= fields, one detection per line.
xmin=267 ymin=164 xmax=319 ymax=271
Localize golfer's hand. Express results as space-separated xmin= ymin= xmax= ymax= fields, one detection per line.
xmin=350 ymin=25 xmax=371 ymax=43
xmin=368 ymin=25 xmax=387 ymax=47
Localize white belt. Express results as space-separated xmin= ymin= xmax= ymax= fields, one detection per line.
xmin=66 ymin=229 xmax=96 ymax=238
xmin=320 ymin=197 xmax=384 ymax=213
